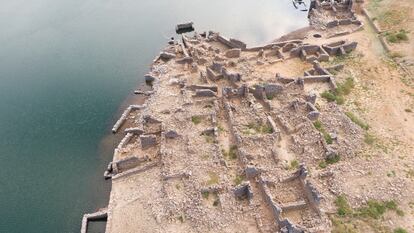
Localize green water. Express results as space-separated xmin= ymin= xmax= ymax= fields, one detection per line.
xmin=0 ymin=0 xmax=308 ymax=232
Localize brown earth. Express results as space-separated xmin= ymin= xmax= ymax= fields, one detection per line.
xmin=316 ymin=1 xmax=414 ymax=232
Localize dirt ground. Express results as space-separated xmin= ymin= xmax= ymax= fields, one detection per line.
xmin=316 ymin=1 xmax=414 ymax=232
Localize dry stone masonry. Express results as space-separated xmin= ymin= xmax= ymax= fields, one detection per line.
xmin=87 ymin=1 xmax=369 ymax=232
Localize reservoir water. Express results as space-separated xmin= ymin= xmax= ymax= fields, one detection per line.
xmin=0 ymin=0 xmax=308 ymax=232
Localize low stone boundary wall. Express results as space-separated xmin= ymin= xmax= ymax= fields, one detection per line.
xmin=111 ymin=161 xmax=159 ymax=180
xmin=306 ymin=102 xmax=320 ymax=121
xmin=114 ymin=156 xmax=148 ymax=174
xmin=362 ymin=8 xmax=392 ymax=53
xmin=281 ymin=200 xmax=307 ymax=211
xmin=162 ymin=171 xmax=191 ymax=180
xmin=363 ymin=7 xmax=414 ymax=76
xmin=216 ymin=34 xmax=247 ymax=49
xmin=302 ymin=75 xmax=337 ymax=90
xmin=361 ymin=8 xmax=381 ymax=34
xmin=187 ymin=84 xmax=218 ymax=92
xmin=223 ymin=100 xmax=236 ymax=134
xmin=112 ymin=105 xmax=146 ymax=133
xmin=81 ymin=209 xmax=108 ymax=233
xmin=378 ymin=36 xmax=390 ymax=53
xmin=117 ymin=132 xmax=134 ymax=149
xmin=267 ymin=116 xmax=281 ymax=138
xmin=124 ymin=127 xmax=144 ymax=134
xmin=181 ymin=36 xmax=191 ymax=56
xmin=209 ymin=30 xmax=304 ymax=53
xmin=303 ymin=75 xmax=331 ymax=82
xmin=244 ymin=40 xmax=303 ymax=52
xmin=104 ymin=152 xmax=152 ymax=179
xmin=276 ymin=115 xmax=293 ymax=134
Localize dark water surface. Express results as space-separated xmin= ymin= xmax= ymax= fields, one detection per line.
xmin=0 ymin=0 xmax=308 ymax=232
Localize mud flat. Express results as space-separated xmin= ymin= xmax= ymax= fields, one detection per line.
xmin=82 ymin=0 xmax=414 ymax=232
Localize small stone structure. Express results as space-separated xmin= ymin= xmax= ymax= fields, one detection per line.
xmin=290 ymin=44 xmax=329 ymax=62
xmin=322 ymin=40 xmax=358 ymax=56
xmin=81 ymin=209 xmax=107 ymax=233
xmin=112 ymin=105 xmax=145 ymax=133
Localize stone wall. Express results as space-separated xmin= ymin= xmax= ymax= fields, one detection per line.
xmin=216 ymin=34 xmax=246 ymax=49
xmin=244 ymin=40 xmax=303 ymax=52
xmin=113 ymin=156 xmax=148 ymax=174
xmin=257 ymin=176 xmax=306 ymax=233
xmin=81 ymin=209 xmax=108 ymax=233
xmin=322 ymin=40 xmax=358 ymax=56
xmin=290 ymin=45 xmax=329 ymax=62
xmin=112 ymin=104 xmax=146 ymax=133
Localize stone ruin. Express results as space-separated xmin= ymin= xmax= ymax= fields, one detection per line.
xmin=92 ymin=2 xmax=368 ymax=233
xmin=290 ymin=44 xmax=330 ymax=62
xmin=322 ymin=40 xmax=358 ymax=56
xmin=308 ymin=0 xmax=364 ymax=38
